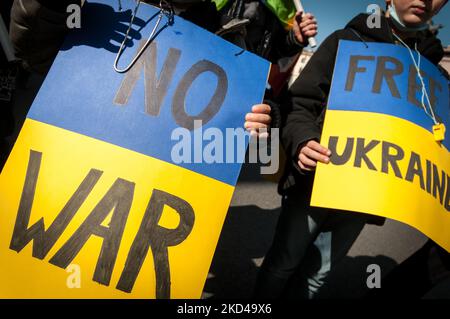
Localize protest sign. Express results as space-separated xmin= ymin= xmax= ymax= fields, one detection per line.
xmin=0 ymin=0 xmax=269 ymax=298
xmin=311 ymin=40 xmax=450 ymax=252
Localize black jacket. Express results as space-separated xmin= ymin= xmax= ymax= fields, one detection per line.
xmin=279 ymin=13 xmax=445 ymax=209
xmin=37 ymin=0 xmax=82 ymax=12
xmin=180 ymin=0 xmax=304 ymax=63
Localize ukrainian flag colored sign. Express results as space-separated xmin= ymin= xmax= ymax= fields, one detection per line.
xmin=0 ymin=0 xmax=269 ymax=298
xmin=311 ymin=40 xmax=450 ymax=252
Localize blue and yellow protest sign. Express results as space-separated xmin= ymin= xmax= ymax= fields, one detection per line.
xmin=0 ymin=0 xmax=269 ymax=298
xmin=311 ymin=40 xmax=450 ymax=252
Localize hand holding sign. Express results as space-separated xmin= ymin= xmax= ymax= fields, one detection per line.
xmin=244 ymin=104 xmax=272 ymax=138
xmin=297 ymin=140 xmax=331 ymax=171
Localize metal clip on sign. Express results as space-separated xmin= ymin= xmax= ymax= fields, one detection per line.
xmin=114 ymin=0 xmax=174 ymax=73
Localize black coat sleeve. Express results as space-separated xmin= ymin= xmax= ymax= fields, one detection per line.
xmin=272 ymin=29 xmax=305 ymax=60
xmin=281 ymin=31 xmax=341 ymax=168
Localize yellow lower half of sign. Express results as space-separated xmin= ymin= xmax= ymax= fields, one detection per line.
xmin=0 ymin=119 xmax=234 ymax=298
xmin=311 ymin=110 xmax=450 ymax=252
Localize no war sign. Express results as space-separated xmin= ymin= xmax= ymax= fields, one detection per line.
xmin=0 ymin=1 xmax=269 ymax=298
xmin=311 ymin=40 xmax=450 ymax=252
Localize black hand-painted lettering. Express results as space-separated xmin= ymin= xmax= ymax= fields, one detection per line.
xmin=49 ymin=178 xmax=135 ymax=287
xmin=114 ymin=41 xmax=181 ymax=117
xmin=405 ymin=151 xmax=425 ymax=190
xmin=372 ymin=56 xmax=403 ymax=98
xmin=345 ymin=55 xmax=375 ymax=92
xmin=172 ymin=60 xmax=227 ymax=130
xmin=116 ymin=189 xmax=194 ymax=298
xmin=381 ymin=141 xmax=404 ymax=178
xmin=354 ymin=138 xmax=379 ymax=171
xmin=328 ymin=136 xmax=354 ymax=165
xmin=10 ymin=150 xmax=102 ymax=260
xmin=432 ymin=164 xmax=446 ymax=205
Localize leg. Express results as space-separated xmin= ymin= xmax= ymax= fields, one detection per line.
xmin=254 ymin=191 xmax=329 ymax=298
xmin=288 ymin=210 xmax=368 ymax=299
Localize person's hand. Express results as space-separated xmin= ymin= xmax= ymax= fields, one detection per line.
xmin=297 ymin=140 xmax=331 ymax=171
xmin=292 ymin=11 xmax=318 ymax=45
xmin=245 ymin=104 xmax=271 ymax=138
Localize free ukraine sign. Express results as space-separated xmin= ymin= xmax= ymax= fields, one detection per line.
xmin=0 ymin=1 xmax=269 ymax=298
xmin=311 ymin=40 xmax=450 ymax=251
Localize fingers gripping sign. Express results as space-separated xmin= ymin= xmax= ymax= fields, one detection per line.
xmin=245 ymin=104 xmax=272 ymax=139
xmin=297 ymin=140 xmax=332 ymax=171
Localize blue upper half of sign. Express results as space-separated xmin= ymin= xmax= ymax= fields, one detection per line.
xmin=27 ymin=0 xmax=270 ymax=186
xmin=328 ymin=40 xmax=449 ymax=149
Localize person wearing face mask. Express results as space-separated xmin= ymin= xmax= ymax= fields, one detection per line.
xmin=254 ymin=0 xmax=449 ymax=299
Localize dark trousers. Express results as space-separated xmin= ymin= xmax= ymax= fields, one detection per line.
xmin=254 ymin=191 xmax=368 ymax=299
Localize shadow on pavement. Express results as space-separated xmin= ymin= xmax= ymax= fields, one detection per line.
xmin=204 ymin=204 xmax=401 ymax=299
xmin=204 ymin=205 xmax=280 ymax=299
xmin=316 ymin=255 xmax=398 ymax=299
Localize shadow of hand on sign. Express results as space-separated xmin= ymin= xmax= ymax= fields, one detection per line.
xmin=203 ymin=205 xmax=281 ymax=299
xmin=61 ymin=2 xmax=149 ymax=53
